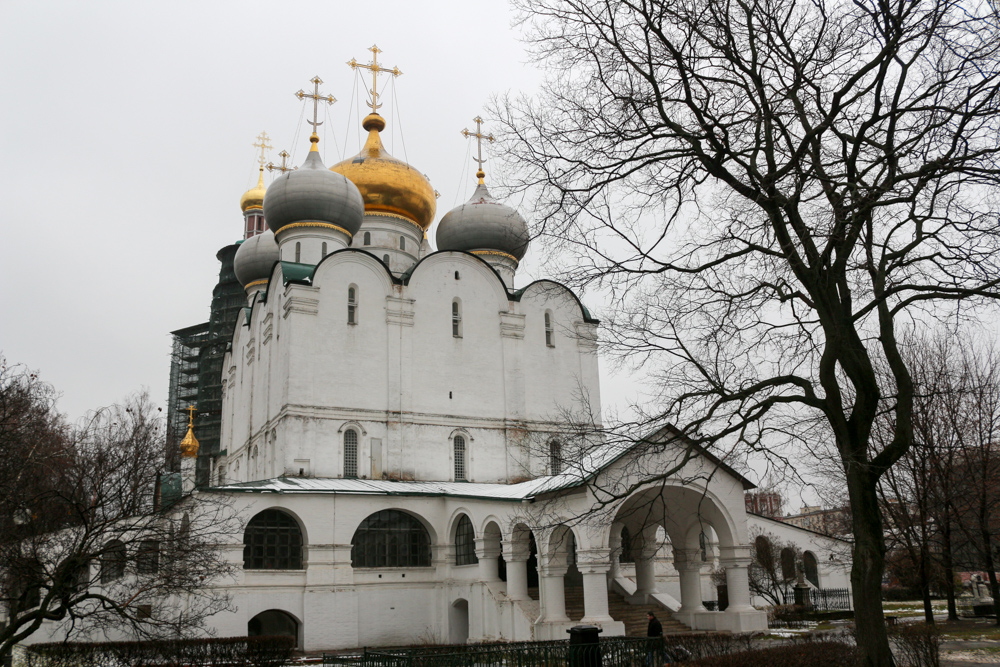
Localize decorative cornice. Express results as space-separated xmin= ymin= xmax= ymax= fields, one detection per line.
xmin=366 ymin=211 xmax=423 ymax=231
xmin=472 ymin=249 xmax=519 ymax=265
xmin=275 ymin=221 xmax=353 ymax=239
xmin=245 ymin=279 xmax=269 ymax=289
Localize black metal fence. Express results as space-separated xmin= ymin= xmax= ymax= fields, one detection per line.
xmin=781 ymin=588 xmax=852 ymax=611
xmin=324 ymin=637 xmax=667 ymax=667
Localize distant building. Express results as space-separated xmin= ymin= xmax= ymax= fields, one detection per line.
xmin=780 ymin=505 xmax=851 ymax=537
xmin=745 ymin=490 xmax=783 ymax=518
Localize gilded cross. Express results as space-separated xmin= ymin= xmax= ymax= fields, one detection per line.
xmin=252 ymin=131 xmax=272 ymax=168
xmin=267 ymin=150 xmax=295 ymax=174
xmin=296 ymin=76 xmax=336 ymax=138
xmin=347 ymin=45 xmax=402 ymax=114
xmin=185 ymin=405 xmax=197 ymax=426
xmin=461 ymin=116 xmax=494 ymax=183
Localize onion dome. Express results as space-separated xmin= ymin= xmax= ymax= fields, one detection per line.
xmin=263 ymin=147 xmax=364 ymax=239
xmin=435 ymin=182 xmax=530 ymax=262
xmin=331 ymin=114 xmax=436 ymax=230
xmin=240 ymin=168 xmax=267 ymax=212
xmin=233 ymin=229 xmax=279 ymax=288
xmin=180 ymin=409 xmax=199 ymax=458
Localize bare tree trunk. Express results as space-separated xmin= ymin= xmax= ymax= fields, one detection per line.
xmin=941 ymin=521 xmax=959 ymax=622
xmin=981 ymin=523 xmax=1000 ymax=626
xmin=849 ymin=470 xmax=895 ymax=667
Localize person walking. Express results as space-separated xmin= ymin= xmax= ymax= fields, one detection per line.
xmin=646 ymin=612 xmax=667 ymax=667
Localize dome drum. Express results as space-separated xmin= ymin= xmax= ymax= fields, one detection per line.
xmin=276 ymin=224 xmax=351 ymax=265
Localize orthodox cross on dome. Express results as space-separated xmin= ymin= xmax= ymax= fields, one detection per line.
xmin=252 ymin=131 xmax=272 ymax=169
xmin=267 ymin=150 xmax=295 ymax=174
xmin=461 ymin=116 xmax=494 ymax=184
xmin=347 ymin=45 xmax=402 ymax=115
xmin=185 ymin=404 xmax=197 ymax=426
xmin=296 ymin=76 xmax=336 ymax=149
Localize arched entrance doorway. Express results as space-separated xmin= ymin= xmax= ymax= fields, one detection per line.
xmin=449 ymin=599 xmax=470 ymax=644
xmin=248 ymin=609 xmax=299 ymax=647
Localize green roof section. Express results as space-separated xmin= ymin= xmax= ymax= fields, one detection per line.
xmin=280 ymin=261 xmax=317 ymax=285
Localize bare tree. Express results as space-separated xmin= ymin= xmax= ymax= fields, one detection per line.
xmin=0 ymin=361 xmax=237 ymax=657
xmin=495 ymin=0 xmax=1000 ymax=663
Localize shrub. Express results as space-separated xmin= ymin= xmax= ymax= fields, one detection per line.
xmin=689 ymin=641 xmax=858 ymax=667
xmin=673 ymin=633 xmax=756 ymax=660
xmin=23 ymin=635 xmax=295 ymax=667
xmin=889 ymin=623 xmax=940 ymax=667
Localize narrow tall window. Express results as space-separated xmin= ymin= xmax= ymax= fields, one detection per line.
xmin=454 ymin=435 xmax=466 ymax=481
xmin=383 ymin=254 xmax=390 ymax=265
xmin=137 ymin=540 xmax=160 ymax=574
xmin=348 ymin=286 xmax=357 ymax=325
xmin=544 ymin=311 xmax=554 ymax=347
xmin=295 ymin=242 xmax=301 ymax=263
xmin=322 ymin=242 xmax=328 ymax=257
xmin=257 ymin=216 xmax=265 ymax=234
xmin=364 ymin=231 xmax=371 ymax=245
xmin=549 ymin=440 xmax=562 ymax=475
xmin=452 ymin=300 xmax=462 ymax=338
xmin=400 ymin=236 xmax=406 ymax=251
xmin=344 ymin=429 xmax=358 ymax=478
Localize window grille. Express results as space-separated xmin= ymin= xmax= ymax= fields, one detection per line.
xmin=137 ymin=540 xmax=160 ymax=574
xmin=101 ymin=540 xmax=126 ymax=583
xmin=454 ymin=435 xmax=467 ymax=481
xmin=348 ymin=287 xmax=357 ymax=325
xmin=549 ymin=440 xmax=562 ymax=475
xmin=454 ymin=515 xmax=478 ymax=565
xmin=243 ymin=509 xmax=303 ymax=570
xmin=351 ymin=510 xmax=432 ymax=568
xmin=344 ymin=429 xmax=358 ymax=478
xmin=452 ymin=300 xmax=462 ymax=337
xmin=545 ymin=312 xmax=554 ymax=347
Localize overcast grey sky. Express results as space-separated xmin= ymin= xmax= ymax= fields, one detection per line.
xmin=0 ymin=0 xmax=656 ymax=424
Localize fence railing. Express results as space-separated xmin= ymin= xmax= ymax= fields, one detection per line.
xmin=324 ymin=637 xmax=666 ymax=667
xmin=780 ymin=587 xmax=852 ymax=611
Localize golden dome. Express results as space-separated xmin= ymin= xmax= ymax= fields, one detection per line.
xmin=330 ymin=114 xmax=436 ymax=230
xmin=179 ymin=405 xmax=199 ymax=459
xmin=240 ymin=168 xmax=267 ymax=212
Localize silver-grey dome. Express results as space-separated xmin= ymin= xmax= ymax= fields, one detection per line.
xmin=435 ymin=183 xmax=530 ymax=261
xmin=233 ymin=230 xmax=279 ymax=287
xmin=263 ymin=150 xmax=364 ymax=238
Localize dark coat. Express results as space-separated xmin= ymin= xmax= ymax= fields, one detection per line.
xmin=647 ymin=616 xmax=663 ymax=637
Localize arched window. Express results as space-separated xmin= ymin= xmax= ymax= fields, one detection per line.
xmin=344 ymin=429 xmax=358 ymax=478
xmin=399 ymin=235 xmax=406 ymax=251
xmin=454 ymin=515 xmax=478 ymax=565
xmin=754 ymin=535 xmax=773 ymax=571
xmin=351 ymin=510 xmax=432 ymax=568
xmin=452 ymin=299 xmax=463 ymax=338
xmin=364 ymin=231 xmax=371 ymax=245
xmin=137 ymin=540 xmax=160 ymax=574
xmin=243 ymin=509 xmax=303 ymax=570
xmin=454 ymin=435 xmax=467 ymax=481
xmin=804 ymin=551 xmax=819 ymax=587
xmin=101 ymin=540 xmax=126 ymax=583
xmin=347 ymin=286 xmax=358 ymax=325
xmin=549 ymin=440 xmax=562 ymax=474
xmin=544 ymin=311 xmax=554 ymax=347
xmin=322 ymin=242 xmax=327 ymax=257
xmin=295 ymin=242 xmax=301 ymax=263
xmin=619 ymin=526 xmax=635 ymax=563
xmin=383 ymin=254 xmax=390 ymax=265
xmin=780 ymin=547 xmax=796 ymax=581
xmin=249 ymin=610 xmax=299 ymax=647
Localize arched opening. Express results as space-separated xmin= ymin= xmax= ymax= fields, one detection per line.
xmin=449 ymin=599 xmax=469 ymax=644
xmin=780 ymin=547 xmax=796 ymax=582
xmin=804 ymin=551 xmax=819 ymax=587
xmin=352 ymin=510 xmax=432 ymax=568
xmin=243 ymin=509 xmax=304 ymax=570
xmin=248 ymin=609 xmax=299 ymax=647
xmin=454 ymin=514 xmax=478 ymax=566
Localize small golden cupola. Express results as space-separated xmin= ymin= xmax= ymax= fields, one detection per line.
xmin=330 ymin=46 xmax=436 ymax=231
xmin=180 ymin=405 xmax=200 ymax=459
xmin=239 ymin=169 xmax=267 ymax=214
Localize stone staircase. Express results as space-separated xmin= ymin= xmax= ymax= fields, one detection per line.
xmin=529 ymin=585 xmax=691 ymax=636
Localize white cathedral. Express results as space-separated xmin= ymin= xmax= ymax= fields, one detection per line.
xmin=23 ymin=66 xmax=852 ymax=654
